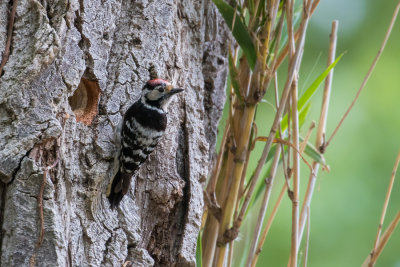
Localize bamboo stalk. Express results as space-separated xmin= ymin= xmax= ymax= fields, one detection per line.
xmin=298 ymin=20 xmax=338 ymax=247
xmin=303 ymin=207 xmax=311 ymax=267
xmin=245 ymin=145 xmax=281 ymax=266
xmin=362 ymin=211 xmax=400 ymax=266
xmin=251 ymin=137 xmax=311 ymax=267
xmin=207 ymin=122 xmax=230 ymax=194
xmin=289 ymin=76 xmax=300 ymax=267
xmin=244 ymin=0 xmax=313 ymax=236
xmin=325 ymin=1 xmax=400 ymax=148
xmin=286 ymin=0 xmax=296 ymax=58
xmin=215 ymin=104 xmax=256 ymax=266
xmin=251 ymin=183 xmax=287 ymax=267
xmin=274 ymin=0 xmax=320 ymax=71
xmin=202 ymin=151 xmax=230 ymax=267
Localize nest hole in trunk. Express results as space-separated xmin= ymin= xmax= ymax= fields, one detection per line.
xmin=68 ymin=78 xmax=101 ymax=125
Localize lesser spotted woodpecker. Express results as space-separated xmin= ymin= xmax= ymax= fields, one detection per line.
xmin=107 ymin=79 xmax=184 ymax=209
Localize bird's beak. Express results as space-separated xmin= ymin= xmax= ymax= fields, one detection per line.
xmin=165 ymin=83 xmax=184 ymax=96
xmin=169 ymin=88 xmax=184 ymax=95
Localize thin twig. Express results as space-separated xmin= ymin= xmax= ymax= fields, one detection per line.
xmin=253 ymin=136 xmax=315 ymax=173
xmin=286 ymin=0 xmax=296 ymax=58
xmin=245 ymin=146 xmax=281 ymax=266
xmin=324 ymin=1 xmax=400 ymax=149
xmin=274 ymin=0 xmax=320 ymax=71
xmin=303 ymin=207 xmax=311 ymax=267
xmin=274 ymin=73 xmax=291 ymax=190
xmin=362 ymin=211 xmax=400 ymax=267
xmin=0 ymin=0 xmax=18 ymax=76
xmin=300 ymin=121 xmax=316 ymax=153
xmin=368 ymin=149 xmax=400 ymax=267
xmin=290 ymin=76 xmax=300 ymax=267
xmin=286 ymin=92 xmax=292 ymax=183
xmin=251 ymin=183 xmax=287 ymax=267
xmin=270 ymin=7 xmax=286 ymax=71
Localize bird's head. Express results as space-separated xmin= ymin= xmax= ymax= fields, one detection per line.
xmin=141 ymin=79 xmax=184 ymax=111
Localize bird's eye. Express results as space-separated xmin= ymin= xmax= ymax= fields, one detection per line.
xmin=158 ymin=88 xmax=164 ymax=93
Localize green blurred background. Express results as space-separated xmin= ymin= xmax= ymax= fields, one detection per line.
xmin=226 ymin=1 xmax=400 ymax=266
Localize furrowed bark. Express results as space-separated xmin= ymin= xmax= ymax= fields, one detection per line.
xmin=0 ymin=0 xmax=228 ymax=266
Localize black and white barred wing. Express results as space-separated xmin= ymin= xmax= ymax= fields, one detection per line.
xmin=107 ymin=102 xmax=166 ymax=208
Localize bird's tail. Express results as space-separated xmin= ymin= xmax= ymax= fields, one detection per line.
xmin=107 ymin=169 xmax=131 ymax=209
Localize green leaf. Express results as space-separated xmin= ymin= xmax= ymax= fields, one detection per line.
xmin=298 ymin=53 xmax=344 ymax=110
xmin=299 ymin=103 xmax=311 ymax=128
xmin=228 ymin=51 xmax=244 ymax=102
xmin=301 ymin=136 xmax=326 ymax=165
xmin=298 ymin=104 xmax=326 ymax=164
xmin=196 ymin=231 xmax=203 ymax=267
xmin=212 ymin=0 xmax=257 ymax=70
xmin=279 ymin=53 xmax=344 ymax=135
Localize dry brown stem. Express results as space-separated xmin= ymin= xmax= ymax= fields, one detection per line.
xmin=289 ymin=76 xmax=300 ymax=267
xmin=325 ymin=1 xmax=400 ymax=149
xmin=303 ymin=207 xmax=311 ymax=267
xmin=245 ymin=146 xmax=281 ymax=266
xmin=274 ymin=0 xmax=320 ymax=71
xmin=251 ymin=183 xmax=287 ymax=267
xmin=363 ymin=211 xmax=400 ymax=267
xmin=367 ymin=149 xmax=400 ymax=267
xmin=297 ymin=20 xmax=338 ymax=247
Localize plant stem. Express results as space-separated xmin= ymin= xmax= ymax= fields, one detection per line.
xmin=274 ymin=0 xmax=320 ymax=71
xmin=298 ymin=20 xmax=338 ymax=247
xmin=216 ymin=104 xmax=256 ymax=266
xmin=368 ymin=149 xmax=400 ymax=267
xmin=251 ymin=183 xmax=287 ymax=267
xmin=325 ymin=0 xmax=400 ymax=149
xmin=363 ymin=211 xmax=400 ymax=267
xmin=202 ymin=150 xmax=230 ymax=267
xmin=289 ymin=77 xmax=300 ymax=267
xmin=303 ymin=207 xmax=311 ymax=267
xmin=245 ymin=145 xmax=281 ymax=266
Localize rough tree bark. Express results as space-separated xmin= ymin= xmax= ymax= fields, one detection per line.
xmin=0 ymin=0 xmax=228 ymax=266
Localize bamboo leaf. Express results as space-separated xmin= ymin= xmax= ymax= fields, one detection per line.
xmin=196 ymin=232 xmax=203 ymax=267
xmin=279 ymin=53 xmax=344 ymax=134
xmin=298 ymin=104 xmax=325 ymax=164
xmin=301 ymin=136 xmax=326 ymax=165
xmin=298 ymin=53 xmax=344 ymax=110
xmin=228 ymin=51 xmax=244 ymax=102
xmin=212 ymin=0 xmax=257 ymax=70
xmin=299 ymin=103 xmax=311 ymax=129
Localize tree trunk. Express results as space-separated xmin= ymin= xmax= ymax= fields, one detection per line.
xmin=0 ymin=0 xmax=228 ymax=266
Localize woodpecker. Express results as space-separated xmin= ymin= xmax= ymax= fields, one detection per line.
xmin=107 ymin=79 xmax=184 ymax=209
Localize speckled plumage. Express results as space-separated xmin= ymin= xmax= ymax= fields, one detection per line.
xmin=107 ymin=79 xmax=183 ymax=208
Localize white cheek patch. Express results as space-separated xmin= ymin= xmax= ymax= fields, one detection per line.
xmin=147 ymin=90 xmax=162 ymax=101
